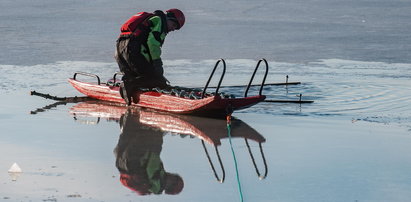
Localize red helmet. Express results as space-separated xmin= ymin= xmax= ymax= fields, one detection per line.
xmin=166 ymin=8 xmax=185 ymax=29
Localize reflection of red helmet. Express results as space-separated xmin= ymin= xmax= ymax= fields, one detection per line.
xmin=166 ymin=8 xmax=185 ymax=29
xmin=120 ymin=174 xmax=151 ymax=195
xmin=164 ymin=173 xmax=184 ymax=195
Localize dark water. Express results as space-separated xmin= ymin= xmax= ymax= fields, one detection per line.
xmin=1 ymin=0 xmax=411 ymax=201
xmin=1 ymin=0 xmax=411 ymax=65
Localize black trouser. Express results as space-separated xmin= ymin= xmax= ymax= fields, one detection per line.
xmin=115 ymin=37 xmax=168 ymax=91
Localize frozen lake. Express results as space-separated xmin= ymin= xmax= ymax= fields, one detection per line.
xmin=1 ymin=0 xmax=411 ymax=201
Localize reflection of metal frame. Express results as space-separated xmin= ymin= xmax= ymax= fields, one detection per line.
xmin=202 ymin=140 xmax=225 ymax=183
xmin=202 ymin=138 xmax=268 ymax=183
xmin=245 ymin=139 xmax=268 ymax=180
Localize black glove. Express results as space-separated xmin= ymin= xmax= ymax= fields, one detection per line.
xmin=152 ymin=59 xmax=164 ymax=76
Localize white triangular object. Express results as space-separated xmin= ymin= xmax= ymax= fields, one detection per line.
xmin=8 ymin=163 xmax=22 ymax=173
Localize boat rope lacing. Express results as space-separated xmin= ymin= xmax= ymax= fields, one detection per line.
xmin=146 ymin=86 xmax=236 ymax=99
xmin=226 ymin=107 xmax=244 ymax=202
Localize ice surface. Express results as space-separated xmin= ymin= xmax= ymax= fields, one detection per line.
xmin=1 ymin=0 xmax=411 ymax=201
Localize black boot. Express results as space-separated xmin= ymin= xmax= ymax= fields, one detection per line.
xmin=119 ymin=82 xmax=132 ymax=106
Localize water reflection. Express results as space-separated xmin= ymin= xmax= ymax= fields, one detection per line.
xmin=115 ymin=110 xmax=184 ymax=195
xmin=69 ymin=101 xmax=267 ymax=195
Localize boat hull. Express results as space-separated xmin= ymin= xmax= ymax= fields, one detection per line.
xmin=68 ymin=78 xmax=265 ymax=117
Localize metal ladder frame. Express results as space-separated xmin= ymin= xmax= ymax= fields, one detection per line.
xmin=244 ymin=58 xmax=269 ymax=97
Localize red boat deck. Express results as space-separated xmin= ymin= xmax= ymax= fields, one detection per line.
xmin=68 ymin=58 xmax=269 ymax=117
xmin=68 ymin=78 xmax=265 ymax=117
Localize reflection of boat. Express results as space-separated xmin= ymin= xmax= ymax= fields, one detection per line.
xmin=70 ymin=101 xmax=265 ymax=145
xmin=68 ymin=59 xmax=268 ymax=117
xmin=70 ymin=100 xmax=268 ymax=182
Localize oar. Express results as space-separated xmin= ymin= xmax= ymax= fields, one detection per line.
xmin=207 ymin=81 xmax=301 ymax=88
xmin=30 ymin=91 xmax=91 ymax=101
xmin=191 ymin=75 xmax=300 ymax=88
xmin=30 ymin=101 xmax=68 ymax=114
xmin=264 ymin=100 xmax=313 ymax=103
xmin=30 ymin=90 xmax=95 ymax=114
xmin=264 ymin=94 xmax=314 ymax=103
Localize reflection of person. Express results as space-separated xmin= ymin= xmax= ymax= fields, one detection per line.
xmin=115 ymin=9 xmax=185 ymax=105
xmin=114 ymin=109 xmax=184 ymax=195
